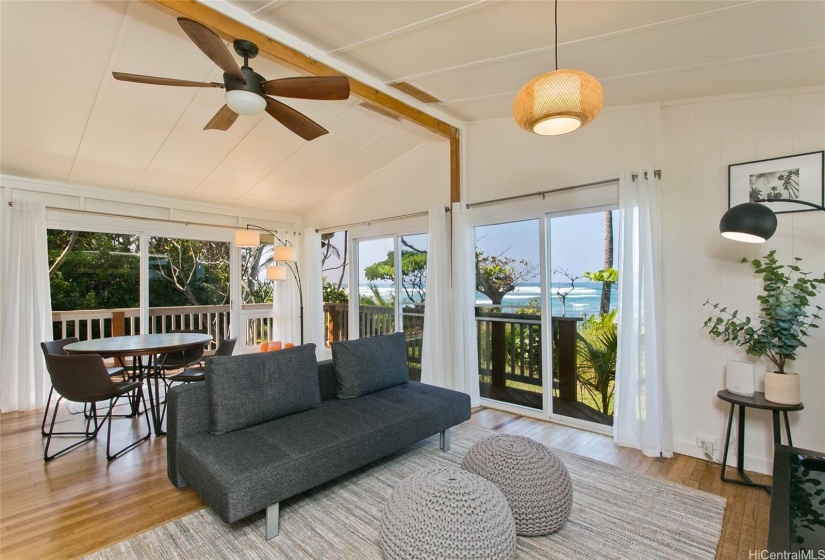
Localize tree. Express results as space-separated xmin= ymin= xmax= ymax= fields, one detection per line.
xmin=363 ymin=239 xmax=428 ymax=306
xmin=476 ymin=250 xmax=538 ymax=387
xmin=148 ymin=238 xmax=230 ymax=306
xmin=321 ymin=231 xmax=348 ymax=290
xmin=584 ymin=267 xmax=619 ymax=317
xmin=553 ymin=268 xmax=583 ymax=316
xmin=476 ymin=252 xmax=537 ymax=306
xmin=241 ymin=245 xmax=273 ymax=304
xmin=576 ymin=310 xmax=618 ymax=415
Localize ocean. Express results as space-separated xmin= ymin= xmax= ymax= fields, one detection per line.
xmin=358 ymin=281 xmax=615 ymax=318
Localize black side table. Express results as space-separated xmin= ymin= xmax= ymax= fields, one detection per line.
xmin=717 ymin=390 xmax=803 ymax=493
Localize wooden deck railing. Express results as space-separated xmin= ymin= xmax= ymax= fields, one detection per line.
xmin=475 ymin=309 xmax=582 ymax=401
xmin=51 ymin=304 xmax=274 ymax=350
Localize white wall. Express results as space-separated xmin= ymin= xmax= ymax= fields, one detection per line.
xmin=662 ymin=90 xmax=825 ymax=473
xmin=305 ymin=139 xmax=450 ymax=230
xmin=464 ymin=90 xmax=825 ymax=473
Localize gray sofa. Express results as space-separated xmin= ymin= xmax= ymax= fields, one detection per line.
xmin=166 ymin=333 xmax=471 ymax=539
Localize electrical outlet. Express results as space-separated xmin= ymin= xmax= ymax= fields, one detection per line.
xmin=696 ymin=436 xmax=717 ymax=455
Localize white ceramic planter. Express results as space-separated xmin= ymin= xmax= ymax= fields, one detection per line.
xmin=764 ymin=371 xmax=801 ymax=405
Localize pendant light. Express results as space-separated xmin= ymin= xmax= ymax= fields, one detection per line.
xmin=513 ymin=0 xmax=603 ymax=135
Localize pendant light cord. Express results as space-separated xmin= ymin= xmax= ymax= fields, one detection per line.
xmin=554 ymin=0 xmax=558 ymax=71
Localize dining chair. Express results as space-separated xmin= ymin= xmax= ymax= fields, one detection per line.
xmin=167 ymin=337 xmax=237 ymax=384
xmin=42 ymin=353 xmax=151 ymax=461
xmin=40 ymin=338 xmax=128 ymax=436
xmin=156 ymin=329 xmax=209 ymax=373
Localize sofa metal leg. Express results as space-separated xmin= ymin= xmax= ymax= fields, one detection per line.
xmin=439 ymin=429 xmax=451 ymax=452
xmin=266 ymin=503 xmax=279 ymax=540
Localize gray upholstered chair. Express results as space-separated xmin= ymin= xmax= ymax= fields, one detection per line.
xmin=42 ymin=353 xmax=150 ymax=461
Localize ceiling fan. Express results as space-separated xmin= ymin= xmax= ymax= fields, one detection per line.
xmin=112 ymin=18 xmax=350 ymax=140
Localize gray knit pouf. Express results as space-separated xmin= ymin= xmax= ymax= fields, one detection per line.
xmin=461 ymin=434 xmax=573 ymax=536
xmin=380 ymin=466 xmax=516 ymax=560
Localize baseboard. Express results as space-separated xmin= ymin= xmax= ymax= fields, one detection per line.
xmin=672 ymin=437 xmax=772 ymax=475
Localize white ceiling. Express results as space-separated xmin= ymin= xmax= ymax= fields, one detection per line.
xmin=2 ymin=0 xmax=823 ymax=216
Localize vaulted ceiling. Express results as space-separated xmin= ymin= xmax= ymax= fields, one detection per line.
xmin=2 ymin=0 xmax=823 ymax=216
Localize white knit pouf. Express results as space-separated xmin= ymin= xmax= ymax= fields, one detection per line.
xmin=380 ymin=467 xmax=516 ymax=560
xmin=461 ymin=434 xmax=573 ymax=536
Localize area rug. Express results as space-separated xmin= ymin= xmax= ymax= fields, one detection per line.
xmin=85 ymin=424 xmax=726 ymax=560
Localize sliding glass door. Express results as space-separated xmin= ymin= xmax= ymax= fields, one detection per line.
xmin=353 ymin=233 xmax=429 ymax=379
xmin=473 ymin=209 xmax=617 ymax=430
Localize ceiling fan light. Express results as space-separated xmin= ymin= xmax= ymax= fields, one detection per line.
xmin=513 ymin=69 xmax=603 ymax=135
xmin=225 ymin=89 xmax=266 ymax=115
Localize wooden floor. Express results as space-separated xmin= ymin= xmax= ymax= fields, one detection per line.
xmin=0 ymin=405 xmax=770 ymax=559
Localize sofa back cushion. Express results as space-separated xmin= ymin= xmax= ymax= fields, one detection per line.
xmin=331 ymin=332 xmax=408 ymax=398
xmin=206 ymin=343 xmax=321 ymax=435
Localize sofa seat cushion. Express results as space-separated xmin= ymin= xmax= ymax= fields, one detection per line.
xmin=332 ymin=332 xmax=408 ymax=398
xmin=177 ymin=382 xmax=470 ymax=523
xmin=206 ymin=344 xmax=320 ymax=435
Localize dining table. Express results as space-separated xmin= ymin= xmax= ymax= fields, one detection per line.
xmin=64 ymin=333 xmax=213 ymax=436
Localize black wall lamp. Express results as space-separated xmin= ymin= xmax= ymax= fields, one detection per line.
xmin=235 ymin=225 xmax=304 ymax=344
xmin=720 ymin=199 xmax=825 ymax=243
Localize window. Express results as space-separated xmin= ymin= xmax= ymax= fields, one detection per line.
xmin=148 ymin=236 xmax=231 ymax=348
xmin=320 ymin=230 xmax=349 ymax=346
xmin=48 ymin=229 xmax=140 ymax=340
xmin=353 ymin=233 xmax=429 ymax=379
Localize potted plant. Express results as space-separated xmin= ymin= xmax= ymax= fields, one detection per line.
xmin=704 ymin=250 xmax=825 ymax=404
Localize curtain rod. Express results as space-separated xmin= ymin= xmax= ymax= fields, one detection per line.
xmin=316 ymin=207 xmax=450 ymax=234
xmin=466 ymin=170 xmax=662 ymax=209
xmin=6 ymin=201 xmax=301 ymax=236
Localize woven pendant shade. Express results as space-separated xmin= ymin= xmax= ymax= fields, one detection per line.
xmin=513 ymin=69 xmax=603 ymax=135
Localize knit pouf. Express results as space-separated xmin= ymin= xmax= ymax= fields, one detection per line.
xmin=461 ymin=434 xmax=573 ymax=536
xmin=380 ymin=466 xmax=516 ymax=560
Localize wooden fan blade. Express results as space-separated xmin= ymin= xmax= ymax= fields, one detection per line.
xmin=265 ymin=97 xmax=328 ymax=141
xmin=260 ymin=77 xmax=350 ymax=100
xmin=178 ymin=18 xmax=245 ymax=83
xmin=112 ymin=72 xmax=224 ymax=88
xmin=204 ymin=105 xmax=239 ymax=131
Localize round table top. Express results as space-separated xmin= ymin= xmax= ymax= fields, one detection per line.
xmin=717 ymin=390 xmax=804 ymax=411
xmin=64 ymin=333 xmax=213 ymax=357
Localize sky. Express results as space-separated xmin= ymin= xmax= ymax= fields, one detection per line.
xmin=320 ymin=209 xmax=618 ymax=287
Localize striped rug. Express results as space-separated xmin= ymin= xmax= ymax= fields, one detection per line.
xmin=86 ymin=423 xmax=725 ymax=560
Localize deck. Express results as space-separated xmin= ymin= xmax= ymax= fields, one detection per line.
xmin=479 ymin=382 xmax=613 ymax=426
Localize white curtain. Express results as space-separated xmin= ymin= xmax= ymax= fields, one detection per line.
xmin=421 ymin=206 xmax=452 ymax=387
xmin=1 ymin=200 xmax=53 ymax=412
xmin=272 ymin=231 xmax=300 ymax=346
xmin=613 ymin=170 xmax=673 ymax=457
xmin=451 ymin=202 xmax=480 ymax=405
xmin=302 ymin=228 xmax=325 ymax=358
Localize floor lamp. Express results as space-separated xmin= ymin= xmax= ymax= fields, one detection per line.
xmin=720 ymin=199 xmax=825 ymax=243
xmin=235 ymin=225 xmax=304 ymax=345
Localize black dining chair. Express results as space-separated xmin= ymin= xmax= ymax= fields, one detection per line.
xmin=40 ymin=338 xmax=128 ymax=436
xmin=167 ymin=337 xmax=237 ymax=384
xmin=156 ymin=329 xmax=209 ymax=374
xmin=42 ymin=353 xmax=151 ymax=461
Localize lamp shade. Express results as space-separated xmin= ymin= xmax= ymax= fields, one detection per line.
xmin=235 ymin=230 xmax=261 ymax=247
xmin=719 ymin=202 xmax=778 ymax=243
xmin=274 ymin=245 xmax=297 ymax=262
xmin=266 ymin=265 xmax=288 ymax=281
xmin=225 ymin=89 xmax=266 ymax=115
xmin=513 ymin=69 xmax=603 ymax=135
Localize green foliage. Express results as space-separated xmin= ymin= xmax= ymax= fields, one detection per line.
xmin=48 ymin=231 xmax=140 ymax=311
xmin=359 ymin=283 xmax=394 ymax=307
xmin=576 ymin=310 xmax=618 ymax=414
xmin=322 ymin=281 xmax=348 ymax=303
xmin=584 ymin=267 xmax=618 ymax=285
xmin=241 ymin=245 xmax=273 ymax=304
xmin=364 ymin=243 xmax=428 ymax=305
xmin=476 ymin=251 xmax=537 ymax=306
xmin=148 ymin=237 xmax=230 ymax=306
xmin=704 ymin=251 xmax=825 ymax=373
